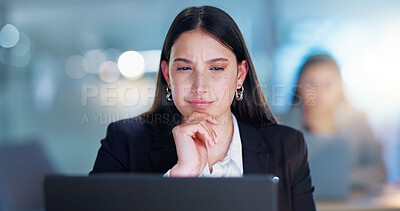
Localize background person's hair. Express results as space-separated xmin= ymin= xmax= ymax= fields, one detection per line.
xmin=141 ymin=5 xmax=276 ymax=138
xmin=291 ymin=53 xmax=344 ymax=106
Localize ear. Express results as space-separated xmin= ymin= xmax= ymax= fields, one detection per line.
xmin=161 ymin=60 xmax=170 ymax=87
xmin=237 ymin=60 xmax=249 ymax=87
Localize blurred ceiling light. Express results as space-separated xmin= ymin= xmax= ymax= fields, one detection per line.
xmin=118 ymin=51 xmax=145 ymax=80
xmin=11 ymin=43 xmax=29 ymax=57
xmin=10 ymin=50 xmax=31 ymax=68
xmin=65 ymin=55 xmax=87 ymax=79
xmin=139 ymin=50 xmax=161 ymax=72
xmin=83 ymin=49 xmax=107 ymax=74
xmin=99 ymin=61 xmax=120 ymax=83
xmin=0 ymin=24 xmax=20 ymax=48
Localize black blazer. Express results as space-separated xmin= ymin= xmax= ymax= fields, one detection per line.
xmin=90 ymin=117 xmax=316 ymax=211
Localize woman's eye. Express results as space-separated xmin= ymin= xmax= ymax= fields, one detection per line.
xmin=177 ymin=67 xmax=191 ymax=71
xmin=210 ymin=67 xmax=224 ymax=71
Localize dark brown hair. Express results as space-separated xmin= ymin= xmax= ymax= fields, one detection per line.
xmin=141 ymin=6 xmax=276 ymax=138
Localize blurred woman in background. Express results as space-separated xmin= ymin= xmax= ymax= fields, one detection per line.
xmin=279 ymin=54 xmax=386 ymax=192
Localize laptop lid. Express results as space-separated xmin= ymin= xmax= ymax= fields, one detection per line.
xmin=307 ymin=136 xmax=350 ymax=200
xmin=44 ymin=174 xmax=278 ymax=211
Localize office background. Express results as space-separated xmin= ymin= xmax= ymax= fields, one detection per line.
xmin=0 ymin=0 xmax=399 ymax=186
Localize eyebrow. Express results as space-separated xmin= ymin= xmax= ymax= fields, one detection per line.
xmin=173 ymin=57 xmax=229 ymax=64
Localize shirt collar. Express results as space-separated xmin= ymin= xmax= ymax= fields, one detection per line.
xmin=229 ymin=112 xmax=243 ymax=174
xmin=196 ymin=112 xmax=244 ymax=177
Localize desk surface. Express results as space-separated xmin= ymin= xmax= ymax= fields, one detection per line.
xmin=316 ymin=185 xmax=400 ymax=211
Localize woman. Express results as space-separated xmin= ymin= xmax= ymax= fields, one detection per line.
xmin=90 ymin=6 xmax=315 ymax=210
xmin=280 ymin=54 xmax=386 ymax=191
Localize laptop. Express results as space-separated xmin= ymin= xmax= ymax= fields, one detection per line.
xmin=306 ymin=135 xmax=350 ymax=200
xmin=44 ymin=174 xmax=278 ymax=211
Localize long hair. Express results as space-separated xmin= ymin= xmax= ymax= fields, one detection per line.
xmin=141 ymin=6 xmax=276 ymax=138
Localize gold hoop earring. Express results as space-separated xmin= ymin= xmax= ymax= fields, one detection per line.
xmin=166 ymin=87 xmax=173 ymax=101
xmin=235 ymin=85 xmax=244 ymax=101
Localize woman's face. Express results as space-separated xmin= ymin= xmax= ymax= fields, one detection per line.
xmin=161 ymin=29 xmax=248 ymax=120
xmin=298 ymin=62 xmax=342 ymax=108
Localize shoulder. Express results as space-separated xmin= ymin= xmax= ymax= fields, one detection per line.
xmin=110 ymin=116 xmax=147 ymax=132
xmin=259 ymin=123 xmax=305 ymax=146
xmin=258 ymin=123 xmax=308 ymax=164
xmin=92 ymin=116 xmax=155 ymax=174
xmin=275 ymin=106 xmax=304 ymax=130
xmin=104 ymin=116 xmax=151 ymax=146
xmin=237 ymin=117 xmax=305 ymax=151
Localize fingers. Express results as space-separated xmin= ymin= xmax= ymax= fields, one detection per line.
xmin=171 ymin=112 xmax=219 ymax=177
xmin=179 ymin=123 xmax=216 ymax=147
xmin=183 ymin=112 xmax=219 ymax=146
xmin=199 ymin=120 xmax=219 ymax=145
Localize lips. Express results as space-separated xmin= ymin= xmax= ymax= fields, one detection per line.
xmin=188 ymin=100 xmax=214 ymax=109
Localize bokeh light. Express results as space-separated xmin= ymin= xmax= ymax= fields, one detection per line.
xmin=0 ymin=30 xmax=31 ymax=68
xmin=18 ymin=32 xmax=31 ymax=48
xmin=117 ymin=51 xmax=145 ymax=80
xmin=83 ymin=49 xmax=107 ymax=74
xmin=65 ymin=55 xmax=87 ymax=79
xmin=10 ymin=50 xmax=31 ymax=68
xmin=0 ymin=24 xmax=20 ymax=48
xmin=11 ymin=43 xmax=29 ymax=57
xmin=98 ymin=61 xmax=120 ymax=83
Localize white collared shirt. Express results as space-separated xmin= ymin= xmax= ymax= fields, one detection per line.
xmin=164 ymin=113 xmax=243 ymax=177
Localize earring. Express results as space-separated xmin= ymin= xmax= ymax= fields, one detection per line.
xmin=166 ymin=87 xmax=173 ymax=101
xmin=235 ymin=85 xmax=244 ymax=101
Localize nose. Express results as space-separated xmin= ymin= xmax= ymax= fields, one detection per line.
xmin=191 ymin=72 xmax=208 ymax=95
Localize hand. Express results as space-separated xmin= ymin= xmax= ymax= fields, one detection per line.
xmin=170 ymin=112 xmax=219 ymax=177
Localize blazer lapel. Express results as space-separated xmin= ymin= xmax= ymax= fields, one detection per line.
xmin=237 ymin=118 xmax=270 ymax=175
